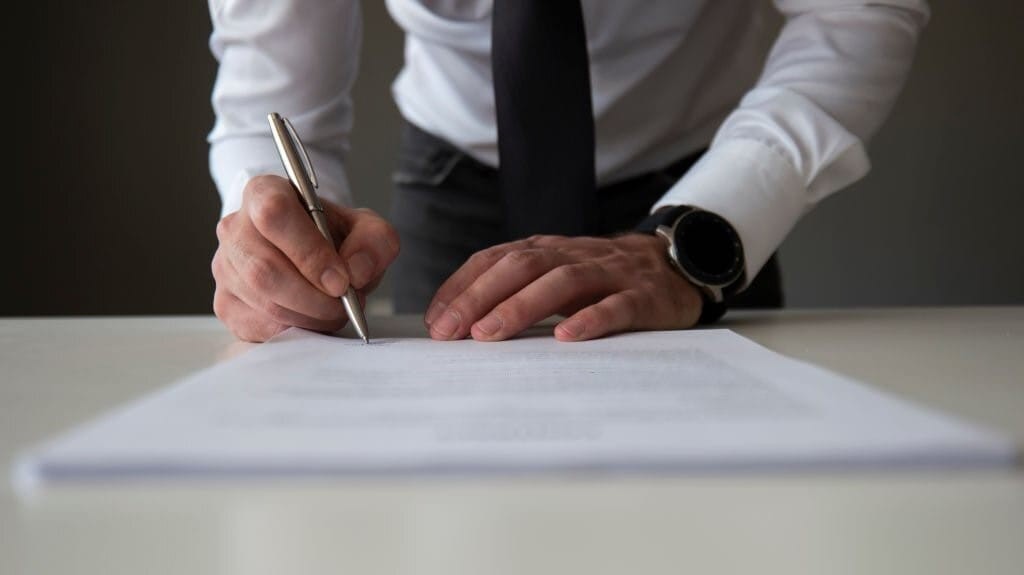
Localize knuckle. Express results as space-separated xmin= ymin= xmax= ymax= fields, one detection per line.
xmin=210 ymin=252 xmax=224 ymax=281
xmin=525 ymin=234 xmax=551 ymax=247
xmin=359 ymin=217 xmax=401 ymax=257
xmin=215 ymin=214 xmax=234 ymax=243
xmin=249 ymin=189 xmax=291 ymax=232
xmin=556 ymin=262 xmax=600 ymax=285
xmin=244 ymin=174 xmax=282 ymax=198
xmin=468 ymin=246 xmax=502 ymax=267
xmin=448 ymin=292 xmax=480 ymax=318
xmin=465 ymin=251 xmax=486 ymax=268
xmin=295 ymin=244 xmax=335 ymax=277
xmin=212 ymin=291 xmax=230 ymax=322
xmin=241 ymin=256 xmax=277 ymax=292
xmin=494 ymin=301 xmax=527 ymax=327
xmin=381 ymin=226 xmax=401 ymax=258
xmin=260 ymin=301 xmax=294 ymax=325
xmin=502 ymin=249 xmax=547 ymax=273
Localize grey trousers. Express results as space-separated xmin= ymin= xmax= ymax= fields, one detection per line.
xmin=389 ymin=121 xmax=783 ymax=314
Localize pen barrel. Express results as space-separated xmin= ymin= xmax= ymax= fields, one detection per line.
xmin=268 ymin=112 xmax=370 ymax=343
xmin=309 ymin=207 xmax=370 ymax=342
xmin=341 ymin=288 xmax=369 ymax=341
xmin=309 ymin=209 xmax=336 ymax=248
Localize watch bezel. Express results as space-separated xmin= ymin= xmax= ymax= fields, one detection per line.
xmin=668 ymin=209 xmax=745 ymax=288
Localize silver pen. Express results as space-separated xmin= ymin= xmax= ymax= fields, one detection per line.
xmin=267 ymin=112 xmax=370 ymax=343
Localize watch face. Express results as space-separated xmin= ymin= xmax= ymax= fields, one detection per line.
xmin=672 ymin=211 xmax=744 ymax=286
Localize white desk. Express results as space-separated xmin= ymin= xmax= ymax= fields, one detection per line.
xmin=2 ymin=309 xmax=1022 ymax=574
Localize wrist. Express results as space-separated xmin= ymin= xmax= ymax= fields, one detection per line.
xmin=636 ymin=205 xmax=745 ymax=325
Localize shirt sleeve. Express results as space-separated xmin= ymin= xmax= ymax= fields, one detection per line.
xmin=207 ymin=0 xmax=362 ymax=218
xmin=653 ymin=0 xmax=930 ymax=287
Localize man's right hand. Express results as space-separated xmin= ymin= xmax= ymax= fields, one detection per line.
xmin=212 ymin=175 xmax=400 ymax=342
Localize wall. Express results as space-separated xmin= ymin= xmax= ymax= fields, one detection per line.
xmin=778 ymin=1 xmax=1024 ymax=306
xmin=5 ymin=1 xmax=1021 ymax=316
xmin=8 ymin=2 xmax=221 ymax=315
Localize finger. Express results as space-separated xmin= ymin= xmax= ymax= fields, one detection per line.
xmin=244 ymin=175 xmax=352 ymax=298
xmin=219 ymin=254 xmax=348 ymax=333
xmin=217 ymin=226 xmax=347 ymax=327
xmin=555 ymin=278 xmax=704 ymax=342
xmin=470 ymin=261 xmax=616 ymax=342
xmin=429 ymin=249 xmax=566 ymax=340
xmin=213 ymin=287 xmax=286 ymax=343
xmin=554 ymin=289 xmax=647 ymax=342
xmin=330 ymin=206 xmax=401 ymax=290
xmin=425 ymin=239 xmax=531 ymax=326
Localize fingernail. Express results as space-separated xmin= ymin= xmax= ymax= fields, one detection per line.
xmin=346 ymin=252 xmax=375 ymax=288
xmin=425 ymin=301 xmax=447 ymax=325
xmin=321 ymin=267 xmax=348 ymax=298
xmin=432 ymin=310 xmax=461 ymax=338
xmin=474 ymin=314 xmax=502 ymax=336
xmin=558 ymin=319 xmax=585 ymax=339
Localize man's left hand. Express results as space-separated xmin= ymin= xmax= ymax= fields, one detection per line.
xmin=424 ymin=234 xmax=703 ymax=342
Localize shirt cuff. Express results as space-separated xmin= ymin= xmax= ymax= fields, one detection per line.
xmin=210 ymin=136 xmax=353 ymax=219
xmin=651 ymin=139 xmax=807 ymax=288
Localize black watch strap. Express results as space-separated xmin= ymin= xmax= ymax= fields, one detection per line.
xmin=698 ymin=299 xmax=728 ymax=325
xmin=635 ymin=205 xmax=686 ymax=234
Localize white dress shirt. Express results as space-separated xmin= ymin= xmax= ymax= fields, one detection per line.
xmin=208 ymin=0 xmax=928 ymax=284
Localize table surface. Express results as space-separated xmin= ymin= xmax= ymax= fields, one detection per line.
xmin=2 ymin=308 xmax=1022 ymax=575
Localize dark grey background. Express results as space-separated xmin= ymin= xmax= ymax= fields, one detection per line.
xmin=5 ymin=1 xmax=1022 ymax=316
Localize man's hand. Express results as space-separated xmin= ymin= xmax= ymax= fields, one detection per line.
xmin=424 ymin=234 xmax=703 ymax=342
xmin=212 ymin=175 xmax=399 ymax=342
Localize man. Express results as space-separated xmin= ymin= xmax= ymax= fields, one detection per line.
xmin=207 ymin=0 xmax=928 ymax=342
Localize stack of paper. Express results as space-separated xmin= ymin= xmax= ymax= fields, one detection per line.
xmin=14 ymin=329 xmax=1015 ymax=487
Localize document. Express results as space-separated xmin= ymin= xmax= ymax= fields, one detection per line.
xmin=15 ymin=328 xmax=1015 ymax=487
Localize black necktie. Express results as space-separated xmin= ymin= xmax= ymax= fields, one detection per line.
xmin=492 ymin=0 xmax=596 ymax=238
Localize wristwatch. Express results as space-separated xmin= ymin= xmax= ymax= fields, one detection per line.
xmin=635 ymin=205 xmax=746 ymax=324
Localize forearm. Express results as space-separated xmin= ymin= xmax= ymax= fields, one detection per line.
xmin=655 ymin=0 xmax=929 ymax=284
xmin=207 ymin=0 xmax=363 ymax=216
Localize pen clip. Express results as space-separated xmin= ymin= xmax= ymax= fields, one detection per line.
xmin=282 ymin=116 xmax=318 ymax=190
